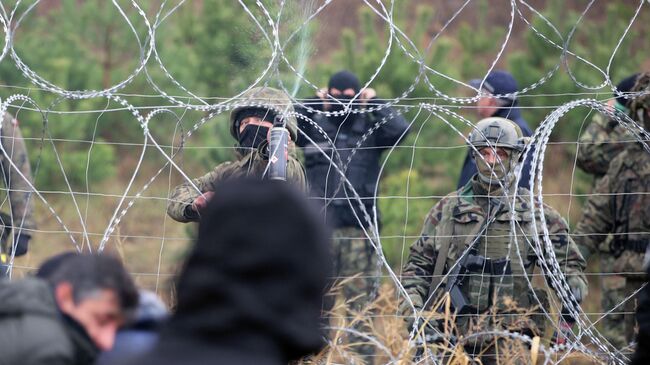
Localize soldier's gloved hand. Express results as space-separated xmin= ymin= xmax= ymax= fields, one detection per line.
xmin=11 ymin=233 xmax=30 ymax=256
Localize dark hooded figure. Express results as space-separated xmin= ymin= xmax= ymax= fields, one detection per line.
xmin=120 ymin=179 xmax=332 ymax=365
xmin=295 ymin=70 xmax=409 ymax=360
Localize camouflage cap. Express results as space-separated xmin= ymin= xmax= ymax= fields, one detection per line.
xmin=229 ymin=87 xmax=298 ymax=141
xmin=468 ymin=117 xmax=526 ymax=152
xmin=629 ymin=72 xmax=650 ymax=129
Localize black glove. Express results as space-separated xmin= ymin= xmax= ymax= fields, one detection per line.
xmin=11 ymin=234 xmax=30 ymax=256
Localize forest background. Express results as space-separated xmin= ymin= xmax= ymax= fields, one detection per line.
xmin=1 ymin=0 xmax=649 ymax=295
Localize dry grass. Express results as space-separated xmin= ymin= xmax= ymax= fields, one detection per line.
xmin=299 ymin=283 xmax=606 ymax=365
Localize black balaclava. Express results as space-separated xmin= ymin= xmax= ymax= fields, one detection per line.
xmin=167 ymin=179 xmax=332 ymax=363
xmin=327 ymin=71 xmax=361 ymax=122
xmin=234 ymin=108 xmax=276 ymax=156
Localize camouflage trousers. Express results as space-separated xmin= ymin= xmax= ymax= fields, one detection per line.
xmin=331 ymin=226 xmax=380 ymax=364
xmin=598 ymin=254 xmax=640 ymax=349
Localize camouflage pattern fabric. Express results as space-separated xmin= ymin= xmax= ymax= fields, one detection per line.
xmin=573 ymin=142 xmax=650 ymax=346
xmin=575 ymin=109 xmax=637 ymax=348
xmin=598 ymin=255 xmax=627 ymax=349
xmin=167 ymin=149 xmax=306 ymax=222
xmin=331 ymin=226 xmax=379 ymax=363
xmin=576 ymin=112 xmax=636 ymax=180
xmin=400 ymin=176 xmax=587 ymax=338
xmin=0 ymin=113 xmax=37 ymax=249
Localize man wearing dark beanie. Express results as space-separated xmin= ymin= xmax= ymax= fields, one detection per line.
xmin=295 ymin=70 xmax=409 ymax=361
xmin=121 ymin=179 xmax=332 ymax=365
xmin=574 ymin=73 xmax=640 ymax=349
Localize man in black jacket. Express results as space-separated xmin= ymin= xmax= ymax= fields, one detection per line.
xmin=296 ymin=70 xmax=409 ymax=361
xmin=0 ymin=253 xmax=138 ymax=365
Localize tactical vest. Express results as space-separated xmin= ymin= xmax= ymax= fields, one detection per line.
xmin=432 ymin=189 xmax=539 ymax=314
xmin=302 ymin=113 xmax=383 ymax=228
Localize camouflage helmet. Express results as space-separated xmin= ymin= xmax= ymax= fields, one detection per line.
xmin=468 ymin=117 xmax=526 ymax=153
xmin=229 ymin=87 xmax=298 ymax=141
xmin=629 ymin=72 xmax=650 ymax=129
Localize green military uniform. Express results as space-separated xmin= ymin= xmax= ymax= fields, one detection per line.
xmin=577 ymin=112 xmax=636 ymax=180
xmin=401 ymin=117 xmax=587 ymax=364
xmin=574 ymin=74 xmax=649 ymax=348
xmin=166 ymin=87 xmax=307 ymax=223
xmin=574 ymin=142 xmax=649 ymax=347
xmin=167 ymin=150 xmax=306 ymax=222
xmin=575 ymin=111 xmax=635 ymax=348
xmin=0 ymin=112 xmax=37 ymax=253
xmin=401 ymin=177 xmax=587 ymax=331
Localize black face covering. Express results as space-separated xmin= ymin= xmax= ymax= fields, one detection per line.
xmin=237 ymin=125 xmax=269 ymax=155
xmin=328 ymin=70 xmax=360 ymax=93
xmin=327 ymin=71 xmax=362 ymax=122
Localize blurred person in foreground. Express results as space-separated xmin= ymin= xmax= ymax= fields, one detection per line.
xmin=95 ymin=290 xmax=168 ymax=365
xmin=0 ymin=111 xmax=37 ymax=270
xmin=122 ymin=179 xmax=332 ymax=365
xmin=574 ymin=73 xmax=640 ymax=348
xmin=296 ymin=70 xmax=409 ymax=362
xmin=573 ymin=72 xmax=650 ymax=350
xmin=0 ymin=253 xmax=138 ymax=365
xmin=167 ymin=86 xmax=306 ymax=223
xmin=401 ymin=117 xmax=587 ymax=364
xmin=458 ymin=70 xmax=534 ymax=189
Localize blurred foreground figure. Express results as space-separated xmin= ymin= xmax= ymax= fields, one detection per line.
xmin=124 ymin=179 xmax=331 ymax=365
xmin=0 ymin=253 xmax=138 ymax=365
xmin=0 ymin=112 xmax=37 ymax=265
xmin=574 ymin=73 xmax=640 ymax=349
xmin=296 ymin=70 xmax=409 ymax=362
xmin=95 ymin=290 xmax=168 ymax=365
xmin=167 ymin=87 xmax=306 ymax=223
xmin=459 ymin=70 xmax=533 ymax=189
xmin=574 ymin=72 xmax=650 ymax=349
xmin=401 ymin=117 xmax=587 ymax=365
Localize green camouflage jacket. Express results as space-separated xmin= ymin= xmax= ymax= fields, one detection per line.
xmin=0 ymin=113 xmax=37 ymax=235
xmin=401 ymin=178 xmax=587 ymax=327
xmin=167 ymin=150 xmax=307 ymax=223
xmin=573 ymin=142 xmax=650 ymax=273
xmin=577 ymin=112 xmax=636 ymax=179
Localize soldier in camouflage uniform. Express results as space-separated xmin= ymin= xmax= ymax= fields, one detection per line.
xmin=575 ymin=74 xmax=639 ymax=348
xmin=573 ymin=72 xmax=650 ymax=349
xmin=167 ymin=87 xmax=306 ymax=222
xmin=401 ymin=117 xmax=587 ymax=364
xmin=0 ymin=112 xmax=37 ymax=260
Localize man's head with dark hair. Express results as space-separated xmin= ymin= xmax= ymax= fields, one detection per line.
xmin=168 ymin=178 xmax=332 ymax=363
xmin=38 ymin=253 xmax=139 ymax=351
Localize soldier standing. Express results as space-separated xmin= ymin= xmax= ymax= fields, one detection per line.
xmin=573 ymin=72 xmax=650 ymax=349
xmin=401 ymin=117 xmax=587 ymax=364
xmin=574 ymin=73 xmax=639 ymax=349
xmin=167 ymin=87 xmax=306 ymax=222
xmin=296 ymin=70 xmax=409 ymax=362
xmin=0 ymin=112 xmax=36 ymax=262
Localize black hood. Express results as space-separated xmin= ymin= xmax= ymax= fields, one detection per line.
xmin=164 ymin=179 xmax=332 ymax=363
